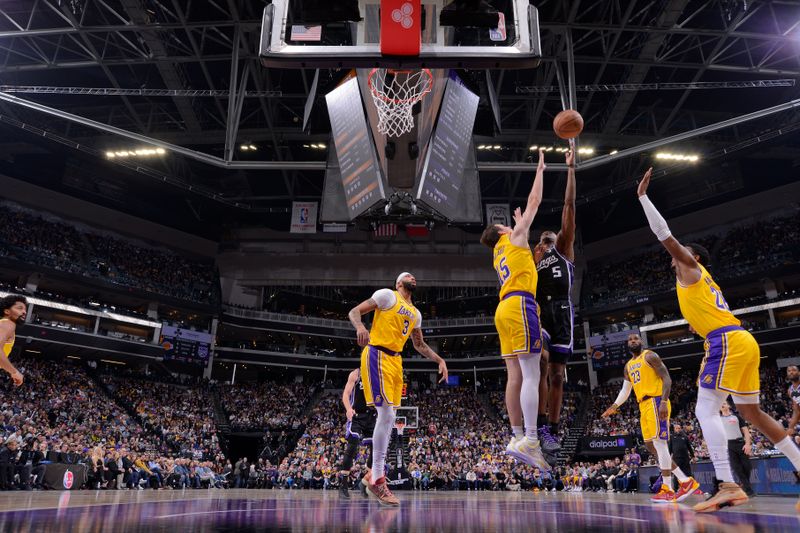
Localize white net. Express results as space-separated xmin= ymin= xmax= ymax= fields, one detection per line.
xmin=368 ymin=68 xmax=433 ymax=138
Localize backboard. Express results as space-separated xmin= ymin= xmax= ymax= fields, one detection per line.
xmin=260 ymin=0 xmax=541 ymax=69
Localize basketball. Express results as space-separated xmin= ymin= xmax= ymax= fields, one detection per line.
xmin=553 ymin=109 xmax=584 ymax=139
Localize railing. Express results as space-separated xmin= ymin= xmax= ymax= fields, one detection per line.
xmin=222 ymin=306 xmax=495 ymax=328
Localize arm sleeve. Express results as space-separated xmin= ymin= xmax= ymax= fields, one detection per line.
xmin=638 ymin=194 xmax=672 ymax=242
xmin=371 ymin=289 xmax=396 ymax=310
xmin=613 ymin=380 xmax=633 ymax=406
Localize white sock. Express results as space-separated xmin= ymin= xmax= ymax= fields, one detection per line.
xmin=371 ymin=405 xmax=395 ymax=482
xmin=774 ymin=437 xmax=800 ymax=470
xmin=518 ymin=353 xmax=542 ymax=441
xmin=512 ymin=426 xmax=524 ymax=439
xmin=672 ymin=466 xmax=689 ymax=483
xmin=695 ymin=387 xmax=735 ymax=483
xmin=662 ymin=475 xmax=672 ymax=489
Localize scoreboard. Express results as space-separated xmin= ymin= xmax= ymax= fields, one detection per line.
xmin=160 ymin=325 xmax=213 ymax=364
xmin=588 ymin=329 xmax=639 ymax=370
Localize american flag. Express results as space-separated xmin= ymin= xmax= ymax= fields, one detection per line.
xmin=290 ymin=25 xmax=322 ymax=42
xmin=373 ymin=223 xmax=397 ymax=237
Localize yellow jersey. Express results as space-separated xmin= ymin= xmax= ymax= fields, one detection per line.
xmin=676 ymin=264 xmax=739 ymax=339
xmin=369 ymin=290 xmax=420 ymax=354
xmin=493 ymin=234 xmax=538 ymax=300
xmin=1 ymin=318 xmax=14 ymax=358
xmin=625 ymin=350 xmax=662 ymax=403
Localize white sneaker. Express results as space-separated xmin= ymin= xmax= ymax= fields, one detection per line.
xmin=505 ymin=435 xmax=522 ymax=457
xmin=506 ymin=437 xmax=550 ymax=471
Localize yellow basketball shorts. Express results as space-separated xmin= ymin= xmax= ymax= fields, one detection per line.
xmin=361 ymin=345 xmax=403 ymax=407
xmin=494 ymin=291 xmax=543 ymax=359
xmin=639 ymin=397 xmax=671 ymax=441
xmin=698 ymin=326 xmax=760 ymax=397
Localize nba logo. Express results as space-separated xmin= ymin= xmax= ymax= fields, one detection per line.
xmin=63 ymin=470 xmax=74 ymax=489
xmin=702 ymin=375 xmax=713 ymax=384
xmin=299 ymin=207 xmax=309 ymax=223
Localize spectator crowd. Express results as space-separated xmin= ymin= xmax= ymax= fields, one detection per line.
xmin=0 ymin=202 xmax=217 ymax=304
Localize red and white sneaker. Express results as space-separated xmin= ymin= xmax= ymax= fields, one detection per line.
xmin=675 ymin=477 xmax=701 ymax=502
xmin=361 ymin=470 xmax=372 ymax=488
xmin=367 ymin=476 xmax=400 ymax=507
xmin=650 ymin=484 xmax=677 ymax=503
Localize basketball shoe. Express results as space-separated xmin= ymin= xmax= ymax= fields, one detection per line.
xmin=361 ymin=470 xmax=372 ymax=497
xmin=505 ymin=435 xmax=522 ymax=456
xmin=693 ymin=482 xmax=748 ymax=513
xmin=367 ymin=476 xmax=400 ymax=507
xmin=650 ymin=484 xmax=677 ymax=503
xmin=506 ymin=437 xmax=550 ymax=471
xmin=674 ymin=477 xmax=701 ymax=503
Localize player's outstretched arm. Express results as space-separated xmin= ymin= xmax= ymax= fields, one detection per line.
xmin=645 ymin=351 xmax=672 ymax=419
xmin=510 ymin=149 xmax=545 ymax=246
xmin=0 ymin=323 xmax=22 ymax=386
xmin=636 ymin=167 xmax=701 ymax=285
xmin=342 ymin=369 xmax=359 ymax=420
xmin=602 ymin=373 xmax=632 ymax=418
xmin=556 ymin=142 xmax=576 ymax=262
xmin=348 ymin=299 xmax=378 ymax=347
xmin=410 ymin=328 xmax=448 ymax=383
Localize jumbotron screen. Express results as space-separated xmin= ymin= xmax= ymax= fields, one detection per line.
xmin=160 ymin=325 xmax=213 ymax=364
xmin=588 ymin=329 xmax=638 ymax=370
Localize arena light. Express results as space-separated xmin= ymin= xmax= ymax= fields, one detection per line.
xmin=100 ymin=359 xmax=126 ymax=365
xmin=609 ymin=150 xmax=618 ymax=155
xmin=106 ymin=147 xmax=166 ymax=159
xmin=578 ymin=147 xmax=595 ymax=155
xmin=655 ymin=152 xmax=700 ymax=162
xmin=529 ymin=145 xmax=538 ymax=151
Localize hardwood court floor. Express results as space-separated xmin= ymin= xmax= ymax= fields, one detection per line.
xmin=0 ymin=488 xmax=797 ymax=532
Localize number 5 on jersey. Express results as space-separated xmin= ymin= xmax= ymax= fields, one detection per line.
xmin=496 ymin=257 xmax=511 ymax=285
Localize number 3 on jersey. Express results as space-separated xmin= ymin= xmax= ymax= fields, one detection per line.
xmin=402 ymin=320 xmax=410 ymax=335
xmin=496 ymin=257 xmax=511 ymax=285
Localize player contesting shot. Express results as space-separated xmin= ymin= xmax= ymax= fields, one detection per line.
xmin=337 ymin=368 xmax=376 ymax=499
xmin=480 ymin=148 xmax=549 ymax=471
xmin=534 ymin=143 xmax=576 ymax=462
xmin=636 ymin=167 xmax=800 ymax=513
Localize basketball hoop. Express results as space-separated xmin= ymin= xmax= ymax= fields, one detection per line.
xmin=394 ymin=421 xmax=406 ymax=436
xmin=368 ymin=68 xmax=433 ymax=138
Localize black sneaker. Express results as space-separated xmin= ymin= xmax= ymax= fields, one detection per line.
xmin=538 ymin=425 xmax=561 ymax=456
xmin=339 ymin=476 xmax=350 ymax=499
xmin=793 ymin=471 xmax=800 ymax=484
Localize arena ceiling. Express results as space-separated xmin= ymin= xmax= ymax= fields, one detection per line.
xmin=0 ymin=0 xmax=798 ymax=241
